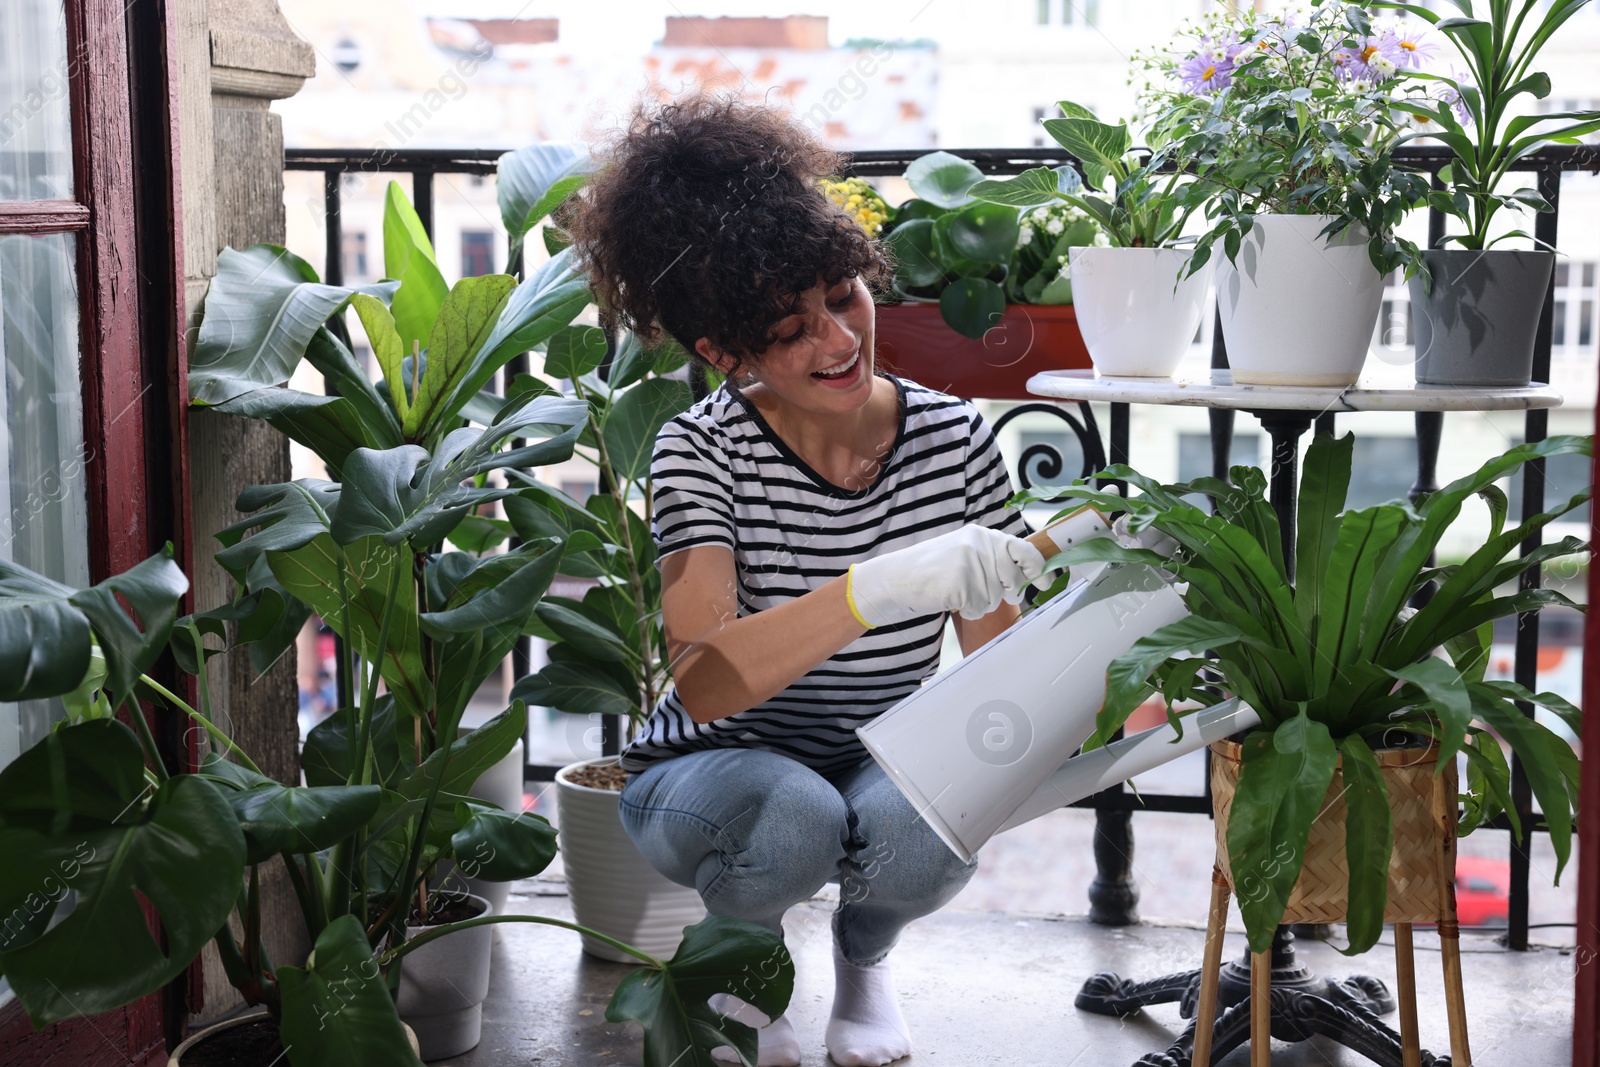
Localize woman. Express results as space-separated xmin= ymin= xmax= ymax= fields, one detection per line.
xmin=568 ymin=95 xmax=1045 ymax=1067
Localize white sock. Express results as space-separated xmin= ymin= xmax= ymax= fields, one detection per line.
xmin=825 ymin=942 xmax=911 ymax=1066
xmin=708 ymin=993 xmax=801 ymax=1067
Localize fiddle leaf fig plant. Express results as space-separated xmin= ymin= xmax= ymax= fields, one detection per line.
xmin=0 ymin=173 xmax=791 ymax=1066
xmin=1024 ymin=432 xmax=1590 ymax=956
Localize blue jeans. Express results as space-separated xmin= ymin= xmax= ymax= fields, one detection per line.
xmin=618 ymin=748 xmax=978 ymax=966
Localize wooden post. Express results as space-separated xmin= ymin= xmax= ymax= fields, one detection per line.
xmin=1191 ymin=866 xmax=1232 ymax=1067
xmin=1393 ymin=922 xmax=1421 ymax=1067
xmin=1251 ymin=948 xmax=1271 ymax=1067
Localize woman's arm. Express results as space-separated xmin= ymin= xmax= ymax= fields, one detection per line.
xmin=660 ymin=544 xmax=867 ymax=724
xmin=951 ymin=602 xmax=1019 ymax=657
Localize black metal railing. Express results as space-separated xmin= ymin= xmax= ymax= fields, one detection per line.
xmin=285 ymin=142 xmax=1600 ymax=950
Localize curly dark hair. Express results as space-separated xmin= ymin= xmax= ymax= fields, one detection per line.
xmin=566 ymin=94 xmax=892 ymax=373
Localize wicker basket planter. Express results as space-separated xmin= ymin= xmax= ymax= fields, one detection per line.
xmin=1209 ymin=738 xmax=1456 ymax=925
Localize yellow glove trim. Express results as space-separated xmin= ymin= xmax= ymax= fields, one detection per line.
xmin=844 ymin=565 xmax=876 ymax=629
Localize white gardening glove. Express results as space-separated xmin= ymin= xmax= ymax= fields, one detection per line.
xmin=846 ymin=524 xmax=1047 ymax=628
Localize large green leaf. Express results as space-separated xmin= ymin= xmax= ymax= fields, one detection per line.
xmin=938 ymin=277 xmax=1006 ymax=339
xmin=278 ymin=914 xmax=425 ymax=1067
xmin=545 ymin=324 xmax=609 ymax=380
xmin=497 ymin=143 xmax=595 ymax=246
xmin=504 ymin=478 xmax=610 ymax=578
xmin=1314 ymin=505 xmax=1407 ymax=692
xmin=512 ymin=660 xmax=640 ymax=718
xmin=969 ymin=166 xmax=1075 ymax=208
xmin=189 ymin=245 xmax=397 ymax=405
xmin=429 ymin=249 xmax=593 ymax=433
xmin=1227 ymin=716 xmax=1339 ymax=954
xmin=1470 ymin=688 xmax=1575 ymax=878
xmin=0 ymin=548 xmax=188 ymax=708
xmin=352 ymin=293 xmax=412 ymax=425
xmin=0 ymin=724 xmax=246 ymax=1023
xmin=404 ymin=274 xmax=516 ymax=438
xmin=534 ymin=601 xmax=632 ymax=662
xmin=270 ymin=535 xmax=431 ymax=719
xmin=383 ymin=182 xmax=449 ymax=358
xmin=1385 ymin=658 xmax=1473 ymax=768
xmin=944 ymin=202 xmax=1021 ymax=264
xmin=199 ymin=751 xmax=383 ymax=863
xmin=607 ymin=915 xmax=794 ymax=1067
xmin=419 ymin=540 xmax=562 ymax=639
xmin=884 ymin=219 xmax=942 ymax=289
xmin=604 ymin=378 xmax=695 ymax=485
xmin=397 ymin=704 xmax=528 ymax=802
xmin=210 ymin=387 xmax=381 ymax=481
xmin=1099 ymin=615 xmax=1264 ymax=746
xmin=904 ymin=151 xmax=984 ymax=209
xmin=214 ymin=480 xmax=340 ymax=583
xmin=1294 ymin=433 xmax=1354 ymax=638
xmin=451 ymin=802 xmax=558 ymax=880
xmin=303 ymin=326 xmax=403 ymax=449
xmin=302 ymin=698 xmax=402 ymax=789
xmin=1042 ymin=115 xmax=1131 ymax=187
xmin=1336 ymin=734 xmax=1392 ymax=956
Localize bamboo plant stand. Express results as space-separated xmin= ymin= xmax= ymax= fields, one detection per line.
xmin=1188 ymin=739 xmax=1472 ymax=1067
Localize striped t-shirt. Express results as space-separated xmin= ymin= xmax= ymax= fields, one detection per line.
xmin=618 ymin=374 xmax=1029 ymax=777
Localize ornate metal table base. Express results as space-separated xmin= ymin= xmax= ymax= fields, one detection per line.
xmin=1076 ymin=927 xmax=1450 ymax=1066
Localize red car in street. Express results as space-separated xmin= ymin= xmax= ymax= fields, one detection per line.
xmin=1455 ymin=856 xmax=1512 ymax=928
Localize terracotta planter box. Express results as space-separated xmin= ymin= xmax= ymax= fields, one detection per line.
xmin=872 ymin=302 xmax=1091 ymax=401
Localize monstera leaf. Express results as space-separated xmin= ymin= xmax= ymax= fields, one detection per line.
xmin=0 ymin=720 xmax=247 ymax=1023
xmin=607 ymin=915 xmax=795 ymax=1067
xmin=278 ymin=915 xmax=425 ymax=1067
xmin=0 ymin=547 xmax=187 ymax=707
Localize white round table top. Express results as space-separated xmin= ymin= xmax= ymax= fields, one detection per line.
xmin=1025 ymin=368 xmax=1563 ymax=413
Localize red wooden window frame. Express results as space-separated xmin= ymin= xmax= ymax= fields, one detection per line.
xmin=0 ymin=0 xmax=188 ymax=1061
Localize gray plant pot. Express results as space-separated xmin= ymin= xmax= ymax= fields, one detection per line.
xmin=396 ymin=892 xmax=494 ymax=1060
xmin=1409 ymin=248 xmax=1555 ymax=387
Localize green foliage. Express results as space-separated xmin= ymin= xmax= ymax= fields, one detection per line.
xmin=877 ymin=151 xmax=1104 ymax=338
xmin=1376 ymin=0 xmax=1600 ymax=249
xmin=1027 ymin=433 xmax=1591 ymax=954
xmin=970 ymin=102 xmax=1199 ymax=249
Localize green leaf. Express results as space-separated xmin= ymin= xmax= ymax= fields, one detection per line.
xmin=938 ymin=277 xmax=1006 ymax=339
xmin=397 ymin=704 xmax=529 ymax=801
xmin=1294 ymin=433 xmax=1354 ymax=639
xmin=1041 ymin=116 xmax=1132 ymax=178
xmin=0 ymin=558 xmax=92 ymax=702
xmin=430 ymin=249 xmax=593 ymax=429
xmin=303 ymin=327 xmax=405 ymax=450
xmin=604 ymin=378 xmax=695 ymax=485
xmin=885 ymin=219 xmax=942 ymax=289
xmin=352 ymin=292 xmax=411 ymax=424
xmin=188 ymin=245 xmax=397 ymax=405
xmin=302 ymin=699 xmax=401 ymax=788
xmin=968 ymin=167 xmax=1069 ymax=208
xmin=451 ymin=803 xmax=558 ymax=881
xmin=66 ymin=550 xmax=188 ymax=709
xmin=278 ymin=915 xmax=425 ymax=1067
xmin=904 ymin=151 xmax=984 ymax=209
xmin=1315 ymin=505 xmax=1408 ymax=691
xmin=504 ymin=479 xmax=610 ymax=579
xmin=944 ymin=202 xmax=1021 ymax=263
xmin=1336 ymin=733 xmax=1392 ymax=956
xmin=1227 ymin=716 xmax=1338 ymax=955
xmin=210 ymin=386 xmax=383 ymax=481
xmin=419 ymin=540 xmax=562 ymax=638
xmin=1459 ymin=728 xmax=1514 ymax=837
xmin=214 ymin=480 xmax=340 ymax=584
xmin=607 ymin=915 xmax=794 ymax=1067
xmin=497 ymin=143 xmax=595 ymax=245
xmin=535 ymin=601 xmax=633 ymax=662
xmin=383 ymin=182 xmax=449 ymax=358
xmin=1099 ymin=615 xmax=1265 ymax=746
xmin=404 ymin=274 xmax=517 ymax=438
xmin=0 ymin=728 xmax=246 ymax=1023
xmin=512 ymin=661 xmax=640 ymax=718
xmin=1385 ymin=658 xmax=1473 ymax=769
xmin=1471 ymin=688 xmax=1574 ymax=875
xmin=545 ymin=325 xmax=609 ymax=380
xmin=224 ymin=779 xmax=383 ymax=864
xmin=446 ymin=515 xmax=514 ymax=555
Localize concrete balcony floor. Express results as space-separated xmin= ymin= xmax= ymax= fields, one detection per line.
xmin=445 ymin=877 xmax=1574 ymax=1067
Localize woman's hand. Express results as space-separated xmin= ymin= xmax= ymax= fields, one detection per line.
xmin=845 ymin=525 xmax=1045 ymax=628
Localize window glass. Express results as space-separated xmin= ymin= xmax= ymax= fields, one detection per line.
xmin=461 ymin=230 xmax=495 ymax=278
xmin=0 ymin=232 xmax=90 ymax=767
xmin=0 ymin=0 xmax=74 ymax=201
xmin=1346 ymin=436 xmax=1418 ymax=509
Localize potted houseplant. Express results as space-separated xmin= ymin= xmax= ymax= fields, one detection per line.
xmin=1027 ymin=431 xmax=1589 ymax=957
xmin=1146 ymin=2 xmax=1431 ymax=387
xmin=1382 ymin=0 xmax=1600 ymax=386
xmin=844 ymin=157 xmax=1101 ymax=399
xmin=969 ymin=102 xmax=1210 ymax=378
xmin=496 ymin=143 xmax=711 ymax=964
xmin=0 ymin=168 xmax=794 ymax=1067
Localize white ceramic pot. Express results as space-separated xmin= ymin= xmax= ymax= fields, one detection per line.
xmin=396 ymin=892 xmax=495 ymax=1060
xmin=1215 ymin=214 xmax=1384 ymax=387
xmin=556 ymin=757 xmax=706 ymax=962
xmin=1068 ymin=246 xmax=1212 ymax=377
xmin=169 ymin=1012 xmax=420 ymax=1064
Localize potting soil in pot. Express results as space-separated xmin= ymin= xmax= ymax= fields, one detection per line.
xmin=566 ymin=763 xmax=628 ymax=790
xmin=182 ymin=1018 xmax=283 ymax=1067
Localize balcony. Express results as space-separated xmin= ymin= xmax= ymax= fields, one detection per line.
xmin=279 ymin=144 xmax=1594 ymax=1066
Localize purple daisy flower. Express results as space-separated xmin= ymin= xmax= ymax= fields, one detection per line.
xmin=1179 ymin=52 xmax=1234 ymax=95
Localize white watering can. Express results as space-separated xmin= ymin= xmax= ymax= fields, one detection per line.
xmin=856 ymin=508 xmax=1262 ymax=864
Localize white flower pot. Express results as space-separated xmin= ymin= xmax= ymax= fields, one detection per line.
xmin=556 ymin=758 xmax=706 ymax=962
xmin=396 ymin=893 xmax=495 ymax=1060
xmin=1068 ymin=246 xmax=1212 ymax=377
xmin=1215 ymin=214 xmax=1384 ymax=387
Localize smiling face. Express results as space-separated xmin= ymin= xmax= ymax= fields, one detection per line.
xmin=697 ymin=275 xmax=878 ymax=419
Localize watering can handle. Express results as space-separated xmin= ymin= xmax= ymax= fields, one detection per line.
xmin=1025 ymin=504 xmax=1113 ymax=561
